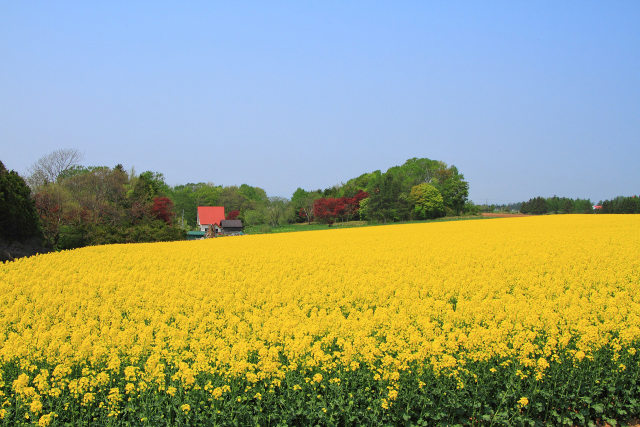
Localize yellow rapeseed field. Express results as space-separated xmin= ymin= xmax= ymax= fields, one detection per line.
xmin=0 ymin=215 xmax=639 ymax=425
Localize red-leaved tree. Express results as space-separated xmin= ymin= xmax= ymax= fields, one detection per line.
xmin=345 ymin=190 xmax=368 ymax=219
xmin=226 ymin=210 xmax=240 ymax=220
xmin=313 ymin=191 xmax=369 ymax=224
xmin=152 ymin=197 xmax=174 ymax=224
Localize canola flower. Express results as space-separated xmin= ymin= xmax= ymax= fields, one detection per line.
xmin=0 ymin=215 xmax=639 ymax=424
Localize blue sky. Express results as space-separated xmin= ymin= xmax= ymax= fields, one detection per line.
xmin=2 ymin=1 xmax=639 ymax=203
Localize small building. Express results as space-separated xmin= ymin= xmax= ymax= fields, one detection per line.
xmin=186 ymin=230 xmax=206 ymax=240
xmin=197 ymin=206 xmax=225 ymax=233
xmin=219 ymin=220 xmax=244 ymax=235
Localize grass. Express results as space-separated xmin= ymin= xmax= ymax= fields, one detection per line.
xmin=243 ymin=215 xmax=491 ymax=235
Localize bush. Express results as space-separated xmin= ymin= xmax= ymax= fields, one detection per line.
xmin=57 ymin=225 xmax=86 ymax=250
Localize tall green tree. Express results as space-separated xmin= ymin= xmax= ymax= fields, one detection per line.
xmin=520 ymin=197 xmax=548 ymax=215
xmin=438 ymin=166 xmax=469 ymax=216
xmin=0 ymin=161 xmax=42 ymax=240
xmin=366 ymin=172 xmax=410 ymax=222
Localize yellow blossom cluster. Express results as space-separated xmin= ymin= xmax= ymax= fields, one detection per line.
xmin=0 ymin=215 xmax=639 ymax=416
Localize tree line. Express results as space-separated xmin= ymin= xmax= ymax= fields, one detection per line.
xmin=517 ymin=195 xmax=640 ymax=215
xmin=3 ymin=151 xmax=476 ymax=251
xmin=519 ymin=196 xmax=594 ymax=215
xmin=294 ymin=157 xmax=474 ymax=224
xmin=6 ymin=149 xmax=638 ymax=254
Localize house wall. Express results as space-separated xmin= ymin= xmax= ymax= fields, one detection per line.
xmin=221 ymin=227 xmax=243 ymax=233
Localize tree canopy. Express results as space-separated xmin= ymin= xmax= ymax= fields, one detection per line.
xmin=0 ymin=161 xmax=41 ymax=241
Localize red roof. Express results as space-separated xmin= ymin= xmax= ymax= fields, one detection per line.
xmin=197 ymin=206 xmax=225 ymax=226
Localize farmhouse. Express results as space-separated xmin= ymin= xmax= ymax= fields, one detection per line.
xmin=197 ymin=206 xmax=225 ymax=233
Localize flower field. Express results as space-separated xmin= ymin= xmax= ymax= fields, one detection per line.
xmin=1 ymin=215 xmax=639 ymax=425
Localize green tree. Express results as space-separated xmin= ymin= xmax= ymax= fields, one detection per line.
xmin=130 ymin=171 xmax=169 ymax=203
xmin=169 ymin=183 xmax=221 ymax=228
xmin=366 ymin=172 xmax=410 ymax=223
xmin=218 ymin=186 xmax=252 ymax=213
xmin=438 ymin=166 xmax=469 ymax=216
xmin=409 ymin=183 xmax=445 ymax=219
xmin=573 ymin=199 xmax=593 ymax=213
xmin=238 ymin=184 xmax=268 ymax=204
xmin=520 ymin=197 xmax=548 ymax=215
xmin=243 ymin=208 xmax=268 ymax=226
xmin=0 ymin=161 xmax=42 ymax=240
xmin=266 ymin=197 xmax=293 ymax=227
xmin=291 ymin=188 xmax=320 ymax=224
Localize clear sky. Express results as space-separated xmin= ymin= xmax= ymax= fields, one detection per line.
xmin=2 ymin=1 xmax=639 ymax=204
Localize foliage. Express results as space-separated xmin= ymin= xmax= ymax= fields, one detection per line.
xmin=463 ymin=201 xmax=481 ymax=215
xmin=409 ymin=183 xmax=445 ymax=219
xmin=33 ymin=184 xmax=79 ymax=247
xmin=0 ymin=161 xmax=41 ymax=241
xmin=291 ymin=188 xmax=321 ymax=224
xmin=152 ymin=197 xmax=175 ymax=225
xmin=130 ymin=171 xmax=169 ymax=203
xmin=520 ymin=196 xmax=594 ymax=215
xmin=520 ymin=197 xmax=549 ymax=215
xmin=226 ymin=210 xmax=240 ymax=220
xmin=313 ymin=191 xmax=368 ymax=224
xmin=168 ymin=183 xmax=268 ymax=228
xmin=0 ymin=216 xmax=639 ymax=425
xmin=599 ymin=195 xmax=640 ymax=213
xmin=365 ymin=172 xmax=411 ymax=222
xmin=439 ymin=166 xmax=469 ymax=215
xmin=266 ymin=197 xmax=293 ymax=227
xmin=243 ymin=208 xmax=268 ymax=227
xmin=33 ymin=166 xmax=184 ymax=249
xmin=478 ymin=202 xmax=523 ymax=213
xmin=330 ymin=158 xmax=469 ymax=223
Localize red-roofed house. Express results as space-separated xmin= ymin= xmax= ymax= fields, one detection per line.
xmin=197 ymin=206 xmax=225 ymax=233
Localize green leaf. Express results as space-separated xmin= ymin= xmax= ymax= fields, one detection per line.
xmin=592 ymin=403 xmax=604 ymax=413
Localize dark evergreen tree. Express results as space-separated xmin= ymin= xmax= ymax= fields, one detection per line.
xmin=0 ymin=161 xmax=42 ymax=240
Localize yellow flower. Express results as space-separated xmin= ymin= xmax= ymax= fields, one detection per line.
xmin=38 ymin=413 xmax=56 ymax=426
xmin=0 ymin=215 xmax=638 ymax=421
xmin=181 ymin=404 xmax=190 ymax=413
xmin=517 ymin=397 xmax=529 ymax=407
xmin=30 ymin=399 xmax=43 ymax=414
xmin=82 ymin=393 xmax=95 ymax=405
